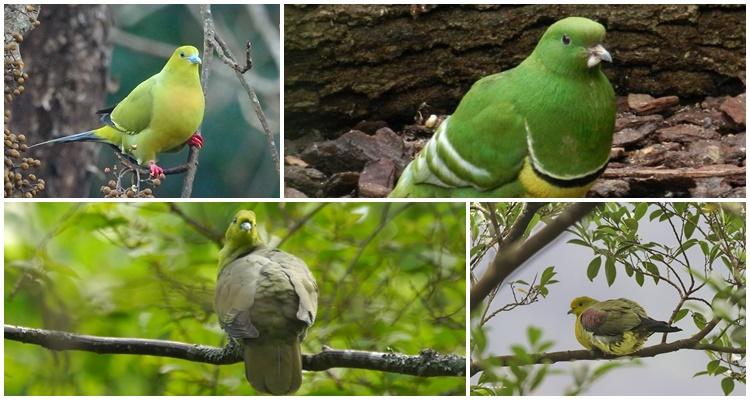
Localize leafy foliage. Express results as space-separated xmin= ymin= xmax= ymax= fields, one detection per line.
xmin=4 ymin=202 xmax=465 ymax=395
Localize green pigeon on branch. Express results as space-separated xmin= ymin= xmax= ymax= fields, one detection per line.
xmin=390 ymin=17 xmax=616 ymax=197
xmin=215 ymin=210 xmax=318 ymax=394
xmin=568 ymin=296 xmax=681 ymax=355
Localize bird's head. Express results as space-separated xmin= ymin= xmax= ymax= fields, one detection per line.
xmin=164 ymin=45 xmax=202 ymax=73
xmin=224 ymin=210 xmax=261 ymax=248
xmin=567 ymin=296 xmax=598 ymax=316
xmin=532 ymin=17 xmax=612 ymax=76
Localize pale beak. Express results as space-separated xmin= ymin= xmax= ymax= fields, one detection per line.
xmin=187 ymin=54 xmax=202 ymax=65
xmin=240 ymin=221 xmax=252 ymax=231
xmin=567 ymin=309 xmax=574 ymax=315
xmin=587 ymin=44 xmax=612 ymax=68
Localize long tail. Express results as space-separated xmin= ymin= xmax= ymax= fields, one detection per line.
xmin=28 ymin=130 xmax=104 ymax=148
xmin=243 ymin=339 xmax=302 ymax=395
xmin=642 ymin=317 xmax=682 ymax=333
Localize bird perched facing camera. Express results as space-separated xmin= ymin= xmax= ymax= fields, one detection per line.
xmin=215 ymin=210 xmax=318 ymax=394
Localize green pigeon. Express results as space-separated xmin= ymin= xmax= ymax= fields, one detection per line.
xmin=215 ymin=210 xmax=318 ymax=394
xmin=568 ymin=296 xmax=681 ymax=355
xmin=390 ymin=17 xmax=615 ymax=197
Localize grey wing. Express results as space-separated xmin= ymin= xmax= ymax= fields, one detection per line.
xmin=215 ymin=256 xmax=263 ymax=339
xmin=267 ymin=249 xmax=318 ymax=326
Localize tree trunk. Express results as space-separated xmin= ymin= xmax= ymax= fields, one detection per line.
xmin=10 ymin=4 xmax=111 ymax=197
xmin=284 ymin=4 xmax=745 ymax=137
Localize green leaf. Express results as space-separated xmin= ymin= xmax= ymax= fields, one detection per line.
xmin=721 ymin=377 xmax=735 ymax=395
xmin=586 ymin=257 xmax=602 ymax=282
xmin=673 ymin=308 xmax=689 ymax=322
xmin=527 ymin=326 xmax=542 ymax=346
xmin=633 ymin=203 xmax=649 ymax=221
xmin=644 ymin=262 xmax=660 ymax=285
xmin=567 ymin=238 xmax=589 ymax=247
xmin=706 ymin=359 xmax=720 ymax=375
xmin=692 ymin=312 xmax=707 ymax=330
xmin=529 ymin=364 xmax=549 ymax=391
xmin=635 ymin=270 xmax=644 ymax=286
xmin=649 ymin=209 xmax=663 ymax=221
xmin=540 ymin=266 xmax=555 ymax=285
xmin=605 ymin=258 xmax=616 ymax=286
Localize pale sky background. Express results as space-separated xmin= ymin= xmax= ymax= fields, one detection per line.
xmin=472 ymin=204 xmax=745 ymax=396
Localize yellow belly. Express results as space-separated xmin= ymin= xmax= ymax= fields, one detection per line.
xmin=575 ymin=317 xmax=647 ymax=355
xmin=519 ymin=158 xmax=594 ymax=198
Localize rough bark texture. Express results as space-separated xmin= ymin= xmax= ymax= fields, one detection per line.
xmin=10 ymin=5 xmax=110 ymax=197
xmin=284 ymin=4 xmax=746 ymax=137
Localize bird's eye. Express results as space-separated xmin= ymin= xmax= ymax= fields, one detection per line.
xmin=562 ymin=35 xmax=571 ymax=45
xmin=232 ymin=217 xmax=237 ymax=223
xmin=180 ymin=52 xmax=185 ymax=57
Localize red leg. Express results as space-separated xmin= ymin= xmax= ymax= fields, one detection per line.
xmin=148 ymin=160 xmax=165 ymax=178
xmin=187 ymin=131 xmax=204 ymax=149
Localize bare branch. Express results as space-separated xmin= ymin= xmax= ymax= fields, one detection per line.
xmin=470 ymin=203 xmax=599 ymax=310
xmin=4 ymin=324 xmax=464 ymax=377
xmin=167 ymin=203 xmax=223 ymax=245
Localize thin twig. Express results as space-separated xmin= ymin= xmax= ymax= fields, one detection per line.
xmin=180 ymin=5 xmax=215 ymax=198
xmin=203 ymin=12 xmax=280 ymax=174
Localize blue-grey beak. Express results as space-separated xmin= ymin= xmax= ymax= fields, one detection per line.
xmin=587 ymin=44 xmax=612 ymax=68
xmin=240 ymin=221 xmax=252 ymax=231
xmin=187 ymin=54 xmax=202 ymax=65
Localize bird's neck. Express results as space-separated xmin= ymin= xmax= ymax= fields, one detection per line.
xmin=161 ymin=65 xmax=202 ymax=88
xmin=218 ymin=241 xmax=264 ymax=271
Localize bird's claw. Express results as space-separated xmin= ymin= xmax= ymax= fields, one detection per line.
xmin=148 ymin=161 xmax=165 ymax=178
xmin=187 ymin=131 xmax=204 ymax=149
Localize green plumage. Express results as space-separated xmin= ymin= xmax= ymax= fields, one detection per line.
xmin=390 ymin=17 xmax=616 ymax=198
xmin=215 ymin=211 xmax=318 ymax=395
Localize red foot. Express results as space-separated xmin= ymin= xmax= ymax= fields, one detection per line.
xmin=148 ymin=160 xmax=165 ymax=178
xmin=187 ymin=131 xmax=204 ymax=149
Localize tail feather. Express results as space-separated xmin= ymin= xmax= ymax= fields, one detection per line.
xmin=243 ymin=339 xmax=302 ymax=395
xmin=29 ymin=130 xmax=103 ymax=148
xmin=641 ymin=317 xmax=681 ymax=333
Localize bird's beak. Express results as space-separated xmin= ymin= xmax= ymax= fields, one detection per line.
xmin=187 ymin=54 xmax=202 ymax=65
xmin=240 ymin=221 xmax=252 ymax=231
xmin=587 ymin=44 xmax=612 ymax=68
xmin=567 ymin=309 xmax=574 ymax=315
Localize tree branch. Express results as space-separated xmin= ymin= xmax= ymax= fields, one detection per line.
xmin=470 ymin=203 xmax=599 ymax=310
xmin=179 ymin=5 xmax=214 ymax=198
xmin=4 ymin=324 xmax=464 ymax=377
xmin=470 ymin=318 xmax=741 ymax=375
xmin=167 ymin=203 xmax=224 ymax=246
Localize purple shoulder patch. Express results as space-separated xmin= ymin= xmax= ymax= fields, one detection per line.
xmin=580 ymin=308 xmax=607 ymax=330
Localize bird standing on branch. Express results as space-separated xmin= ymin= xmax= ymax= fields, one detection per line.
xmin=390 ymin=17 xmax=615 ymax=197
xmin=215 ymin=210 xmax=318 ymax=394
xmin=30 ymin=45 xmax=205 ymax=178
xmin=568 ymin=296 xmax=681 ymax=355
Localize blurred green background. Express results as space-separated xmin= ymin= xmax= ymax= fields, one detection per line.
xmin=5 ymin=202 xmax=466 ymax=395
xmin=96 ymin=5 xmax=280 ymax=197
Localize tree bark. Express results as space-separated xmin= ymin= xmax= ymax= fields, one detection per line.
xmin=10 ymin=5 xmax=110 ymax=197
xmin=284 ymin=4 xmax=745 ymax=137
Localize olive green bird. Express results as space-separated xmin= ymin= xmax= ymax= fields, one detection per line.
xmin=568 ymin=296 xmax=681 ymax=355
xmin=390 ymin=17 xmax=615 ymax=197
xmin=30 ymin=45 xmax=205 ymax=177
xmin=215 ymin=210 xmax=318 ymax=395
